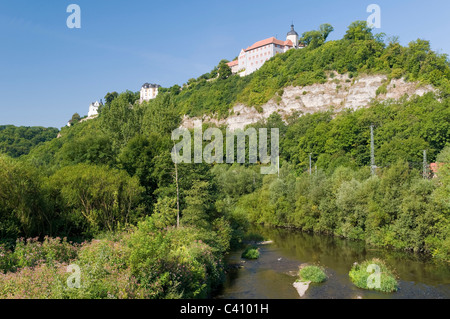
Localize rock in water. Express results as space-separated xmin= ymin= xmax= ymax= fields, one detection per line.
xmin=293 ymin=281 xmax=311 ymax=297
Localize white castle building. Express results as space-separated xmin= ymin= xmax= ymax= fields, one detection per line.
xmin=140 ymin=83 xmax=160 ymax=103
xmin=227 ymin=24 xmax=303 ymax=76
xmin=88 ymin=100 xmax=103 ymax=117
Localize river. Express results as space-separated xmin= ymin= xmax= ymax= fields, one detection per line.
xmin=216 ymin=225 xmax=450 ymax=299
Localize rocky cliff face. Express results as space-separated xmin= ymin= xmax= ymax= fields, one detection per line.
xmin=182 ymin=73 xmax=435 ymax=131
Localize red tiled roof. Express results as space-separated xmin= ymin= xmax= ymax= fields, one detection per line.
xmin=227 ymin=60 xmax=239 ymax=67
xmin=244 ymin=37 xmax=293 ymax=52
xmin=430 ymin=162 xmax=445 ymax=173
xmin=285 ymin=39 xmax=294 ymax=46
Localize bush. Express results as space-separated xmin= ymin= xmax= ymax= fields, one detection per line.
xmin=127 ymin=217 xmax=225 ymax=299
xmin=349 ymin=258 xmax=398 ymax=293
xmin=241 ymin=245 xmax=260 ymax=259
xmin=0 ymin=235 xmax=144 ymax=299
xmin=0 ymin=244 xmax=14 ymax=273
xmin=0 ymin=263 xmax=68 ymax=299
xmin=48 ymin=163 xmax=144 ymax=234
xmin=69 ymin=237 xmax=146 ymax=299
xmin=391 ymin=68 xmax=404 ymax=79
xmin=0 ymin=260 xmax=145 ymax=299
xmin=298 ymin=265 xmax=327 ymax=283
xmin=0 ymin=217 xmax=228 ymax=299
xmin=0 ymin=155 xmax=50 ymax=242
xmin=13 ymin=237 xmax=78 ymax=270
xmin=376 ymin=83 xmax=388 ymax=96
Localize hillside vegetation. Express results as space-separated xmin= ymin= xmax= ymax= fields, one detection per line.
xmin=168 ymin=21 xmax=450 ymax=118
xmin=0 ymin=125 xmax=59 ymax=158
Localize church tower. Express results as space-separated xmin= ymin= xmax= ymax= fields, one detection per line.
xmin=286 ymin=24 xmax=299 ymax=48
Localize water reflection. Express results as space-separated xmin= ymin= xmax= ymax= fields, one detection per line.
xmin=217 ymin=225 xmax=450 ymax=299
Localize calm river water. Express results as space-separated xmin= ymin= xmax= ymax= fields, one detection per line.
xmin=216 ymin=225 xmax=450 ymax=299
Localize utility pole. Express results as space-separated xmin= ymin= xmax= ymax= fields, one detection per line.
xmin=309 ymin=153 xmax=312 ymax=175
xmin=277 ymin=156 xmax=280 ymax=178
xmin=173 ymin=141 xmax=180 ymax=228
xmin=423 ymin=150 xmax=428 ymax=179
xmin=370 ymin=125 xmax=376 ymax=175
xmin=175 ymin=161 xmax=180 ymax=228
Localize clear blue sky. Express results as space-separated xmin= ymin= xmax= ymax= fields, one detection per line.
xmin=0 ymin=0 xmax=449 ymax=128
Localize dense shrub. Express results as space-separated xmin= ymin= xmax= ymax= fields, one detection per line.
xmin=349 ymin=258 xmax=398 ymax=293
xmin=128 ymin=218 xmax=225 ymax=299
xmin=0 ymin=155 xmax=51 ymax=243
xmin=48 ymin=163 xmax=144 ymax=234
xmin=0 ymin=244 xmax=14 ymax=274
xmin=241 ymin=245 xmax=260 ymax=259
xmin=298 ymin=265 xmax=327 ymax=283
xmin=0 ymin=263 xmax=68 ymax=299
xmin=12 ymin=237 xmax=78 ymax=270
xmin=0 ymin=217 xmax=227 ymax=299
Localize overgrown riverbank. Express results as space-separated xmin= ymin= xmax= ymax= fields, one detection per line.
xmin=234 ymin=158 xmax=450 ymax=262
xmin=0 ymin=217 xmax=230 ymax=299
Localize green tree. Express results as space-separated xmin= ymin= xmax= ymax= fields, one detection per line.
xmin=142 ymin=94 xmax=181 ymax=136
xmin=0 ymin=155 xmax=50 ymax=240
xmin=100 ymin=91 xmax=144 ymax=151
xmin=344 ymin=21 xmax=374 ymax=41
xmin=0 ymin=125 xmax=59 ymax=158
xmin=300 ymin=23 xmax=334 ymax=49
xmin=59 ymin=131 xmax=114 ymax=166
xmin=104 ymin=91 xmax=119 ymax=105
xmin=152 ymin=196 xmax=177 ymax=229
xmin=300 ymin=30 xmax=323 ymax=48
xmin=319 ymin=23 xmax=334 ymax=42
xmin=182 ymin=180 xmax=213 ymax=229
xmin=218 ymin=60 xmax=232 ymax=80
xmin=436 ymin=145 xmax=450 ymax=162
xmin=49 ymin=163 xmax=144 ymax=233
xmin=70 ymin=113 xmax=81 ymax=124
xmin=118 ymin=134 xmax=167 ymax=206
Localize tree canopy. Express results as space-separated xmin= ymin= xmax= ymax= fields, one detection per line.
xmin=0 ymin=125 xmax=59 ymax=158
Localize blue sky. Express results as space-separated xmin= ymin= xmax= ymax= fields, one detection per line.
xmin=0 ymin=0 xmax=449 ymax=128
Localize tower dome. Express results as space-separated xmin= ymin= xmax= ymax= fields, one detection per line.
xmin=286 ymin=24 xmax=299 ymax=48
xmin=287 ymin=24 xmax=298 ymax=36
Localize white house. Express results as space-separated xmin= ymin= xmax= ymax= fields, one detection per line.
xmin=88 ymin=100 xmax=103 ymax=117
xmin=140 ymin=83 xmax=160 ymax=103
xmin=227 ymin=24 xmax=303 ymax=76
